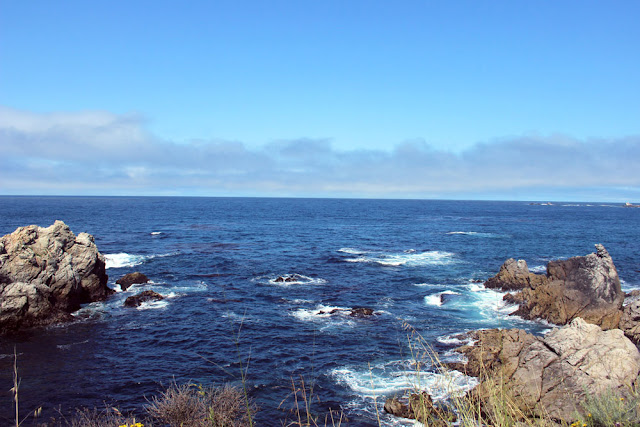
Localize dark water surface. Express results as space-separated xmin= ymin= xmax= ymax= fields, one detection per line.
xmin=1 ymin=197 xmax=638 ymax=425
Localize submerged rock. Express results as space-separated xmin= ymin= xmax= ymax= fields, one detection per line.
xmin=349 ymin=307 xmax=375 ymax=317
xmin=487 ymin=244 xmax=624 ymax=329
xmin=451 ymin=318 xmax=640 ymax=422
xmin=0 ymin=221 xmax=112 ymax=334
xmin=124 ymin=290 xmax=164 ymax=308
xmin=116 ymin=272 xmax=149 ymax=291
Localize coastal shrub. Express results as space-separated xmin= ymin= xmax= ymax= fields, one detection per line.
xmin=146 ymin=382 xmax=257 ymax=426
xmin=574 ymin=387 xmax=640 ymax=427
xmin=66 ymin=407 xmax=145 ymax=427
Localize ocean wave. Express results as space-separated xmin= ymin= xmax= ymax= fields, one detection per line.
xmin=266 ymin=274 xmax=327 ymax=287
xmin=104 ymin=251 xmax=178 ymax=269
xmin=291 ymin=304 xmax=352 ymax=322
xmin=338 ymin=247 xmax=366 ymax=255
xmin=137 ymin=300 xmax=169 ymax=310
xmin=345 ymin=250 xmax=456 ymax=267
xmin=446 ymin=231 xmax=504 ymax=238
xmin=150 ymin=231 xmax=163 ymax=235
xmin=424 ymin=290 xmax=461 ymax=307
xmin=331 ymin=362 xmax=478 ymax=399
xmin=436 ymin=333 xmax=476 ymax=347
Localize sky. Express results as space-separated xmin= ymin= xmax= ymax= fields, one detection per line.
xmin=1 ymin=0 xmax=639 ymax=201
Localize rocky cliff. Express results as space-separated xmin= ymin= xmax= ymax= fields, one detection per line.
xmin=486 ymin=244 xmax=625 ymax=329
xmin=0 ymin=220 xmax=112 ymax=334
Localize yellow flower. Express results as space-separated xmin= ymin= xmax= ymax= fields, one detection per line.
xmin=588 ymin=413 xmax=592 ymax=417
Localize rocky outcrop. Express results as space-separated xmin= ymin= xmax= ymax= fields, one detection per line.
xmin=349 ymin=307 xmax=375 ymax=317
xmin=116 ymin=272 xmax=149 ymax=291
xmin=487 ymin=245 xmax=624 ymax=329
xmin=620 ymin=300 xmax=640 ymax=344
xmin=484 ymin=258 xmax=547 ymax=291
xmin=0 ymin=221 xmax=112 ymax=334
xmin=384 ymin=392 xmax=456 ymax=425
xmin=124 ymin=290 xmax=164 ymax=307
xmin=451 ymin=318 xmax=640 ymax=422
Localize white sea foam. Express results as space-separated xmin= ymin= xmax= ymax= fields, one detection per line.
xmin=150 ymin=231 xmax=162 ymax=235
xmin=345 ymin=250 xmax=455 ymax=267
xmin=331 ymin=364 xmax=478 ymax=399
xmin=137 ymin=300 xmax=169 ymax=310
xmin=57 ymin=339 xmax=90 ymax=350
xmin=291 ymin=304 xmax=351 ymax=322
xmin=338 ymin=247 xmax=366 ymax=255
xmin=436 ymin=334 xmax=475 ymax=347
xmin=467 ymin=283 xmax=485 ymax=292
xmin=266 ymin=274 xmax=327 ymax=287
xmin=105 ymin=253 xmax=147 ymax=269
xmin=424 ymin=290 xmax=461 ymax=307
xmin=104 ymin=251 xmax=178 ymax=269
xmin=529 ymin=265 xmax=547 ymax=273
xmin=413 ymin=282 xmax=437 ymax=287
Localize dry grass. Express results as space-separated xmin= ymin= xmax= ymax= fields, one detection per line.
xmin=146 ymin=382 xmax=257 ymax=426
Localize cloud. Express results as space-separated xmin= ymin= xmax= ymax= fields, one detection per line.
xmin=1 ymin=106 xmax=639 ymax=201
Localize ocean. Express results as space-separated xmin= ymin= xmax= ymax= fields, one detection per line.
xmin=1 ymin=196 xmax=638 ymax=425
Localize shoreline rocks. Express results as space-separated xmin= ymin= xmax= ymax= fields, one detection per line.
xmin=449 ymin=318 xmax=640 ymax=422
xmin=0 ymin=221 xmax=113 ymax=334
xmin=116 ymin=272 xmax=150 ymax=291
xmin=124 ymin=290 xmax=164 ymax=308
xmin=486 ymin=244 xmax=625 ymax=329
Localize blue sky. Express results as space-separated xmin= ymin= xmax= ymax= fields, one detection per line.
xmin=1 ymin=1 xmax=639 ymax=201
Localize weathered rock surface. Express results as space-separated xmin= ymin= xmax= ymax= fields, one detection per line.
xmin=384 ymin=392 xmax=456 ymax=425
xmin=620 ymin=300 xmax=640 ymax=344
xmin=451 ymin=318 xmax=640 ymax=421
xmin=487 ymin=245 xmax=624 ymax=329
xmin=484 ymin=258 xmax=547 ymax=291
xmin=116 ymin=272 xmax=149 ymax=291
xmin=0 ymin=221 xmax=112 ymax=334
xmin=349 ymin=307 xmax=375 ymax=317
xmin=124 ymin=290 xmax=164 ymax=308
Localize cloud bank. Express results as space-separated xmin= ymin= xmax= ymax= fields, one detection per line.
xmin=1 ymin=107 xmax=639 ymax=201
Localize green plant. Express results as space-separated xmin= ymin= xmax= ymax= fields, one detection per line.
xmin=574 ymin=387 xmax=640 ymax=427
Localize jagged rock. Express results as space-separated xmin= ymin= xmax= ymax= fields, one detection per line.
xmin=0 ymin=221 xmax=112 ymax=334
xmin=275 ymin=274 xmax=303 ymax=283
xmin=487 ymin=245 xmax=624 ymax=329
xmin=124 ymin=290 xmax=164 ymax=307
xmin=484 ymin=258 xmax=547 ymax=291
xmin=452 ymin=318 xmax=640 ymax=422
xmin=349 ymin=307 xmax=375 ymax=317
xmin=116 ymin=272 xmax=149 ymax=291
xmin=383 ymin=392 xmax=455 ymax=425
xmin=620 ymin=300 xmax=640 ymax=344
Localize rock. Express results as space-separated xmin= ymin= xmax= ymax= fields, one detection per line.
xmin=383 ymin=392 xmax=455 ymax=425
xmin=620 ymin=300 xmax=640 ymax=344
xmin=124 ymin=290 xmax=164 ymax=308
xmin=452 ymin=318 xmax=640 ymax=422
xmin=484 ymin=258 xmax=547 ymax=291
xmin=0 ymin=221 xmax=112 ymax=334
xmin=349 ymin=307 xmax=375 ymax=317
xmin=116 ymin=272 xmax=149 ymax=291
xmin=487 ymin=245 xmax=624 ymax=329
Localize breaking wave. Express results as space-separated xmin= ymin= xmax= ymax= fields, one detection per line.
xmin=343 ymin=250 xmax=455 ymax=267
xmin=424 ymin=290 xmax=461 ymax=307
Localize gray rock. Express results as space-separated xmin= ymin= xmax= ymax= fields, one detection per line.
xmin=0 ymin=221 xmax=112 ymax=334
xmin=620 ymin=300 xmax=640 ymax=344
xmin=487 ymin=245 xmax=624 ymax=329
xmin=453 ymin=318 xmax=640 ymax=422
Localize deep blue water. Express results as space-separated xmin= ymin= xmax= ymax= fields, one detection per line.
xmin=1 ymin=197 xmax=639 ymax=425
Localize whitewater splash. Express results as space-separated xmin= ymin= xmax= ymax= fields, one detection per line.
xmin=265 ymin=274 xmax=327 ymax=287
xmin=342 ymin=249 xmax=456 ymax=267
xmin=331 ymin=361 xmax=478 ymax=399
xmin=424 ymin=290 xmax=461 ymax=307
xmin=104 ymin=252 xmax=178 ymax=269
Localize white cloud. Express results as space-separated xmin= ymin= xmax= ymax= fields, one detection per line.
xmin=1 ymin=106 xmax=639 ymax=201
